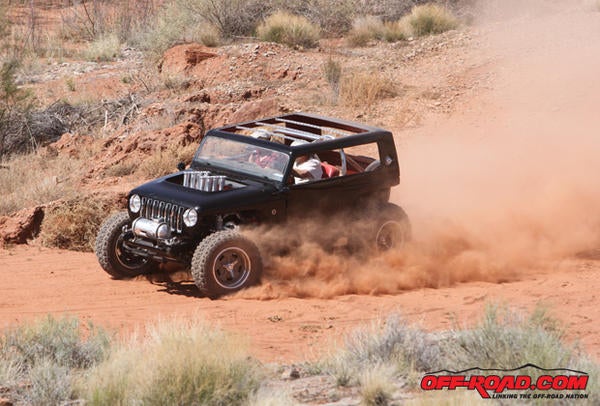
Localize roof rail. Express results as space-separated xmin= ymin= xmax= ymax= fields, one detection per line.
xmin=219 ymin=113 xmax=372 ymax=143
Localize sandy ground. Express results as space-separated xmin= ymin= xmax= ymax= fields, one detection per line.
xmin=0 ymin=246 xmax=598 ymax=363
xmin=1 ymin=1 xmax=599 ymax=366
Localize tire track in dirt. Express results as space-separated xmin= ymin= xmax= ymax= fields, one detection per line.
xmin=1 ymin=246 xmax=598 ymax=362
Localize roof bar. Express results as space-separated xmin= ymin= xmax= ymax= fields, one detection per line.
xmin=235 ymin=125 xmax=298 ymax=142
xmin=275 ymin=118 xmax=354 ymax=137
xmin=236 ymin=124 xmax=321 ymax=143
xmin=254 ymin=122 xmax=322 ymax=141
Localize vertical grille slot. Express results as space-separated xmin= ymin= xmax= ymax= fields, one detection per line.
xmin=139 ymin=197 xmax=184 ymax=233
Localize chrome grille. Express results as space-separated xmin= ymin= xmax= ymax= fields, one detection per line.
xmin=140 ymin=197 xmax=184 ymax=233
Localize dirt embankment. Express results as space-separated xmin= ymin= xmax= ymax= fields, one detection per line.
xmin=1 ymin=1 xmax=599 ymax=363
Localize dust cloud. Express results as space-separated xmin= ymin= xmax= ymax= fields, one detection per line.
xmin=236 ymin=2 xmax=600 ymax=299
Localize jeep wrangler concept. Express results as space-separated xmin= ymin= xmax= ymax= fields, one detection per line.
xmin=95 ymin=113 xmax=410 ymax=297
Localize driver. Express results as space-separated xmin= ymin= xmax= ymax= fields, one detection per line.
xmin=248 ymin=130 xmax=286 ymax=171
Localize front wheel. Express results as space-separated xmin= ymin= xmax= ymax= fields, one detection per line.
xmin=374 ymin=203 xmax=411 ymax=252
xmin=191 ymin=231 xmax=262 ymax=298
xmin=95 ymin=212 xmax=155 ymax=279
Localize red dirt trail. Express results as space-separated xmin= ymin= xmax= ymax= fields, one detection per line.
xmin=0 ymin=246 xmax=598 ymax=362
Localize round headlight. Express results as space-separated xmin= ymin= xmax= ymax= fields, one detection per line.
xmin=129 ymin=194 xmax=141 ymax=213
xmin=183 ymin=208 xmax=198 ymax=227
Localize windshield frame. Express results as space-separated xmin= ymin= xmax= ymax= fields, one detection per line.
xmin=191 ymin=134 xmax=292 ymax=184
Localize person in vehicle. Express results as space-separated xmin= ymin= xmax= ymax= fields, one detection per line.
xmin=291 ymin=140 xmax=322 ymax=183
xmin=248 ymin=130 xmax=286 ymax=170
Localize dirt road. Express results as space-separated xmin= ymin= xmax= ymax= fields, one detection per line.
xmin=1 ymin=2 xmax=599 ymax=364
xmin=0 ymin=246 xmax=598 ymax=362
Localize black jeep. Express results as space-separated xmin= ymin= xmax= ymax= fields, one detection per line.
xmin=95 ymin=113 xmax=410 ymax=297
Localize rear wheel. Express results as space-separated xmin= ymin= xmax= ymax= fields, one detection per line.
xmin=95 ymin=212 xmax=155 ymax=278
xmin=374 ymin=203 xmax=411 ymax=252
xmin=191 ymin=231 xmax=262 ymax=298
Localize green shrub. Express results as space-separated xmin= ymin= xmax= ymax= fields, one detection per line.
xmin=1 ymin=315 xmax=110 ymax=370
xmin=26 ymin=359 xmax=73 ymax=406
xmin=257 ymin=11 xmax=320 ymax=48
xmin=81 ymin=318 xmax=261 ymax=405
xmin=135 ymin=1 xmax=189 ymax=57
xmin=319 ymin=305 xmax=598 ymax=403
xmin=401 ymin=4 xmax=458 ymax=37
xmin=322 ymin=315 xmax=440 ymax=387
xmin=0 ymin=316 xmax=110 ymax=405
xmin=444 ymin=305 xmax=574 ymax=369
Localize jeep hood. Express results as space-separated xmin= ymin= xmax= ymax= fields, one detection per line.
xmin=130 ymin=173 xmax=280 ymax=215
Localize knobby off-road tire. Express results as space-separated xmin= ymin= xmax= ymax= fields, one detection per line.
xmin=374 ymin=203 xmax=411 ymax=252
xmin=95 ymin=211 xmax=154 ymax=279
xmin=191 ymin=230 xmax=262 ymax=298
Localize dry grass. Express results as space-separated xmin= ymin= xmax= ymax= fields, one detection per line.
xmin=401 ymin=4 xmax=458 ymax=37
xmin=382 ymin=20 xmax=408 ymax=42
xmin=83 ymin=33 xmax=122 ymax=62
xmin=588 ymin=0 xmax=600 ymax=11
xmin=359 ymin=365 xmax=395 ymax=406
xmin=294 ymin=0 xmax=357 ymax=36
xmin=346 ymin=15 xmax=408 ymax=46
xmin=247 ymin=386 xmax=296 ymax=406
xmin=80 ymin=318 xmax=261 ymax=405
xmin=0 ymin=152 xmax=82 ymax=216
xmin=323 ymin=56 xmax=342 ymax=95
xmin=59 ymin=0 xmax=155 ymax=43
xmin=103 ymin=161 xmax=137 ymax=177
xmin=39 ymin=196 xmax=116 ymax=252
xmin=257 ymin=11 xmax=320 ymax=48
xmin=138 ymin=143 xmax=197 ymax=178
xmin=347 ymin=16 xmax=385 ymax=46
xmin=190 ymin=22 xmax=221 ymax=47
xmin=339 ymin=71 xmax=396 ymax=107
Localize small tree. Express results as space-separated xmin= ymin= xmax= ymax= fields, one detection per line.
xmin=0 ymin=59 xmax=34 ymax=156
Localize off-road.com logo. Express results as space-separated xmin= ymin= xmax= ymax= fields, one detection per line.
xmin=421 ymin=364 xmax=589 ymax=399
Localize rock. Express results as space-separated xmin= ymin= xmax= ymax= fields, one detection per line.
xmin=229 ymin=98 xmax=280 ymax=123
xmin=46 ymin=133 xmax=94 ymax=158
xmin=0 ymin=206 xmax=44 ymax=245
xmin=160 ymin=44 xmax=217 ymax=75
xmin=0 ymin=397 xmax=13 ymax=406
xmin=280 ymin=367 xmax=300 ymax=380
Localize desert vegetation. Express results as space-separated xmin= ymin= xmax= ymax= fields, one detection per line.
xmin=257 ymin=11 xmax=320 ymax=48
xmin=0 ymin=1 xmax=461 ymax=238
xmin=0 ymin=307 xmax=596 ymax=405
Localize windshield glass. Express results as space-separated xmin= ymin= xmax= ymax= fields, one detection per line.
xmin=193 ymin=136 xmax=289 ymax=182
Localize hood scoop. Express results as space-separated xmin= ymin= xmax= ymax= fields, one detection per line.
xmin=183 ymin=171 xmax=227 ymax=192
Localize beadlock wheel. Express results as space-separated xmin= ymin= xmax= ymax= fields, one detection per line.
xmin=95 ymin=212 xmax=155 ymax=279
xmin=374 ymin=204 xmax=411 ymax=252
xmin=191 ymin=231 xmax=262 ymax=298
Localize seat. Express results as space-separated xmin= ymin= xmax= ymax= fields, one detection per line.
xmin=321 ymin=162 xmax=340 ymax=178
